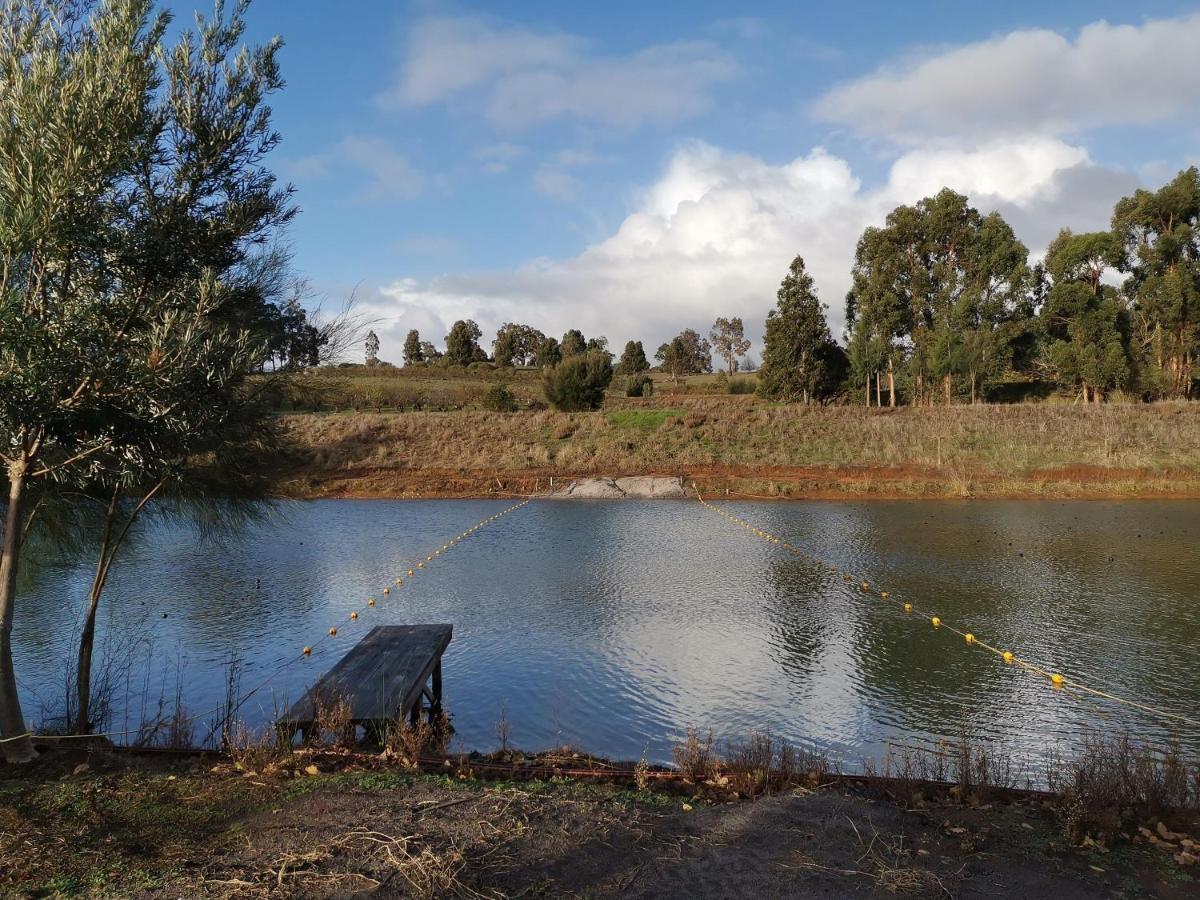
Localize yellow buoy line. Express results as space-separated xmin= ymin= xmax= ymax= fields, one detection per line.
xmin=0 ymin=500 xmax=534 ymax=748
xmin=695 ymin=492 xmax=1200 ymax=729
xmin=298 ymin=499 xmax=532 ymax=661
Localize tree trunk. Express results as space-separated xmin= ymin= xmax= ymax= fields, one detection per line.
xmin=76 ymin=494 xmax=118 ymax=735
xmin=944 ymin=373 xmax=952 ymax=405
xmin=0 ymin=460 xmax=33 ymax=762
xmin=888 ymin=361 xmax=896 ymax=408
xmin=865 ymin=377 xmax=871 ymax=407
xmin=875 ymin=371 xmax=882 ymax=407
xmin=970 ymin=370 xmax=977 ymax=405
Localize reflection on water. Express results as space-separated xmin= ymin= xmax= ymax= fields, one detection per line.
xmin=13 ymin=499 xmax=1200 ymax=770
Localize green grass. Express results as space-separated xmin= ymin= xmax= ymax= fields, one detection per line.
xmin=607 ymin=408 xmax=683 ymax=430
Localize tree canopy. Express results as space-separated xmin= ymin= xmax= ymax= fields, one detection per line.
xmin=758 ymin=257 xmax=846 ymax=403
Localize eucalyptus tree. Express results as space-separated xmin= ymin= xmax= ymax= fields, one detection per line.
xmin=1039 ymin=230 xmax=1130 ymax=402
xmin=1112 ymin=168 xmax=1200 ymax=399
xmin=402 ymin=329 xmax=424 ymax=366
xmin=444 ymin=319 xmax=483 ymax=366
xmin=655 ymin=329 xmax=712 ymax=382
xmin=758 ymin=256 xmax=844 ymax=404
xmin=534 ymin=335 xmax=561 ymax=368
xmin=709 ymin=317 xmax=751 ymax=376
xmin=846 ymin=190 xmax=1029 ymax=405
xmin=492 ymin=322 xmax=545 ymax=367
xmin=0 ymin=0 xmax=295 ymax=760
xmin=560 ymin=328 xmax=586 ymax=358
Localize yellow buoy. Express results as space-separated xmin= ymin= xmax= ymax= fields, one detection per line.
xmin=369 ymin=597 xmax=377 ymax=606
xmin=303 ymin=646 xmax=312 ymax=656
xmin=417 ymin=562 xmax=424 ymax=569
xmin=1051 ymin=673 xmax=1065 ymax=687
xmin=382 ymin=588 xmax=389 ymax=595
xmin=426 ymin=555 xmax=433 ymax=561
xmin=407 ymin=569 xmax=414 ymax=576
xmin=328 ymin=627 xmax=338 ymax=637
xmin=931 ymin=616 xmax=941 ymax=628
xmin=965 ymin=633 xmax=975 ymax=644
xmin=350 ymin=611 xmax=358 ymax=621
xmin=903 ymin=603 xmax=913 ymax=612
xmin=861 ymin=581 xmax=870 ymax=590
xmin=1002 ymin=651 xmax=1014 ymax=664
xmin=395 ymin=578 xmax=403 ymax=585
xmin=881 ymin=591 xmax=889 ymax=599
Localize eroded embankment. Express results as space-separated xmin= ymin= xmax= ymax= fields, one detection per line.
xmin=271 ymin=404 xmax=1200 ymax=500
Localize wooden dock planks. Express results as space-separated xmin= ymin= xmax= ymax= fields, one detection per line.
xmin=284 ymin=624 xmax=452 ymax=728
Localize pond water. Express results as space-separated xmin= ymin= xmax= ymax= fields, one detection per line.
xmin=13 ymin=499 xmax=1200 ymax=774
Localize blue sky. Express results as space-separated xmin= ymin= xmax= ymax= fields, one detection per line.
xmin=184 ymin=1 xmax=1200 ymax=360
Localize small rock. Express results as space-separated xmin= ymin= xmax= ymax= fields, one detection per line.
xmin=681 ymin=803 xmax=693 ymax=812
xmin=1175 ymin=851 xmax=1197 ymax=867
xmin=72 ymin=763 xmax=90 ymax=776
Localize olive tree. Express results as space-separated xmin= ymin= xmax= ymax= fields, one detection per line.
xmin=0 ymin=0 xmax=295 ymax=760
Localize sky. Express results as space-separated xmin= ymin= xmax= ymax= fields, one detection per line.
xmin=189 ymin=0 xmax=1200 ymax=362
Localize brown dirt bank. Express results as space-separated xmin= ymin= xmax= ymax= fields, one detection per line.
xmin=270 ymin=404 xmax=1200 ymax=500
xmin=4 ymin=748 xmax=1197 ymax=898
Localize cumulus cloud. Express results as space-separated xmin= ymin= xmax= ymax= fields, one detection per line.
xmin=356 ymin=137 xmax=1138 ymax=362
xmin=381 ymin=16 xmax=739 ymax=129
xmin=814 ymin=14 xmax=1200 ymax=140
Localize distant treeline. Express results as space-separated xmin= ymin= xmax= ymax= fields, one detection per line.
xmin=375 ymin=168 xmax=1199 ymax=406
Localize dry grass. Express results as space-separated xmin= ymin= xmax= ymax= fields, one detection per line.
xmin=384 ymin=711 xmax=453 ymax=766
xmin=1047 ymin=733 xmax=1200 ymax=844
xmin=274 ymin=400 xmax=1200 ymax=498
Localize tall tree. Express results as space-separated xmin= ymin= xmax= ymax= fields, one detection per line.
xmin=1039 ymin=230 xmax=1130 ymax=403
xmin=492 ymin=323 xmax=545 ymax=367
xmin=1112 ymin=168 xmax=1200 ymax=399
xmin=403 ymin=329 xmax=424 ymax=366
xmin=535 ymin=335 xmax=561 ymax=368
xmin=758 ymin=257 xmax=845 ymax=404
xmin=846 ymin=189 xmax=1029 ymax=405
xmin=0 ymin=0 xmax=294 ymax=760
xmin=615 ymin=340 xmax=650 ymax=375
xmin=655 ymin=329 xmax=712 ymax=382
xmin=444 ymin=319 xmax=483 ymax=366
xmin=560 ymin=329 xmax=586 ymax=358
xmin=709 ymin=317 xmax=751 ymax=376
xmin=364 ymin=329 xmax=380 ymax=365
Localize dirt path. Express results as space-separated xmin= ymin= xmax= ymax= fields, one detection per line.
xmin=134 ymin=775 xmax=1192 ymax=899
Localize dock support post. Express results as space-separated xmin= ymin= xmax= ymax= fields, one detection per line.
xmin=431 ymin=659 xmax=443 ymax=720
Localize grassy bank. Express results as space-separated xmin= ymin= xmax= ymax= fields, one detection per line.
xmin=3 ymin=736 xmax=1197 ymax=898
xmin=273 ymin=400 xmax=1200 ymax=499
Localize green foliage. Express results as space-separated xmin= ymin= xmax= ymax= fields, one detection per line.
xmin=492 ymin=322 xmax=545 ymax=367
xmin=607 ymin=408 xmax=678 ymax=430
xmin=624 ymin=372 xmax=654 ymax=397
xmin=846 ymin=189 xmax=1030 ymax=404
xmin=481 ymin=382 xmax=519 ymax=412
xmin=444 ymin=320 xmax=484 ymax=366
xmin=542 ymin=351 xmax=613 ymax=411
xmin=709 ymin=317 xmax=751 ymax=375
xmin=402 ymin=329 xmax=424 ymax=366
xmin=615 ymin=340 xmax=650 ymax=375
xmin=560 ymin=329 xmax=586 ymax=358
xmin=729 ymin=376 xmax=757 ymax=395
xmin=0 ymin=0 xmax=298 ymax=754
xmin=535 ymin=336 xmax=562 ymax=368
xmin=364 ymin=330 xmax=380 ymax=364
xmin=655 ymin=329 xmax=712 ymax=381
xmin=759 ymin=256 xmax=846 ymax=403
xmin=1111 ymin=167 xmax=1200 ymax=400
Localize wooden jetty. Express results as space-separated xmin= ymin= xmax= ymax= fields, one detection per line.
xmin=283 ymin=624 xmax=452 ymax=737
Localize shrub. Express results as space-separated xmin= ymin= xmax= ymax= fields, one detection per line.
xmin=543 ymin=351 xmax=613 ymax=411
xmin=672 ymin=727 xmax=720 ymax=783
xmin=481 ymin=383 xmax=519 ymax=412
xmin=729 ymin=376 xmax=756 ymax=394
xmin=625 ymin=373 xmax=654 ymax=397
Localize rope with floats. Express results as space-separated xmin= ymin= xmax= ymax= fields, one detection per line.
xmin=694 ymin=490 xmax=1200 ymax=730
xmin=0 ymin=500 xmax=534 ymax=748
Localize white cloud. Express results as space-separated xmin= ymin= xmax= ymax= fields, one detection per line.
xmin=814 ymin=14 xmax=1200 ymax=140
xmin=356 ymin=138 xmax=1138 ymax=361
xmin=381 ymin=16 xmax=738 ymax=129
xmin=289 ymin=136 xmax=423 ymax=202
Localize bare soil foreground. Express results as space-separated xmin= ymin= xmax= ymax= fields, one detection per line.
xmin=3 ymin=749 xmax=1197 ymax=898
xmin=273 ymin=402 xmax=1200 ymax=500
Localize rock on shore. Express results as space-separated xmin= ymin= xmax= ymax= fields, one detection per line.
xmin=545 ymin=476 xmax=690 ymax=499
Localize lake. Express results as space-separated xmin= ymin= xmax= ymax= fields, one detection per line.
xmin=13 ymin=499 xmax=1200 ymax=775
